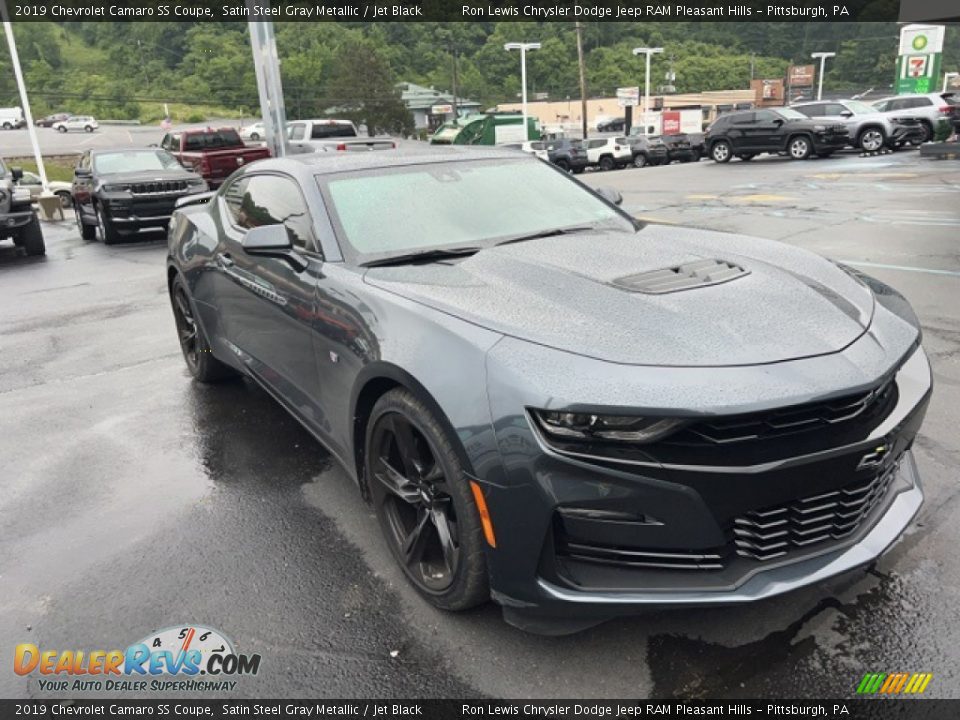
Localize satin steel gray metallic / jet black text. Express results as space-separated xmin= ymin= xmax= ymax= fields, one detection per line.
xmin=165 ymin=147 xmax=931 ymax=634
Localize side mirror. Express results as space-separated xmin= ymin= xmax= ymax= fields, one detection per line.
xmin=241 ymin=224 xmax=309 ymax=272
xmin=74 ymin=167 xmax=92 ymax=178
xmin=10 ymin=167 xmax=23 ymax=182
xmin=595 ymin=187 xmax=623 ymax=206
xmin=840 ymin=110 xmax=854 ymax=118
xmin=773 ymin=118 xmax=784 ymax=126
xmin=242 ymin=224 xmax=291 ymax=252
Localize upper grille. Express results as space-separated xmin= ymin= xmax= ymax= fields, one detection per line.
xmin=675 ymin=380 xmax=895 ymax=446
xmin=614 ymin=258 xmax=749 ymax=295
xmin=131 ymin=180 xmax=189 ymax=195
xmin=733 ymin=461 xmax=899 ymax=561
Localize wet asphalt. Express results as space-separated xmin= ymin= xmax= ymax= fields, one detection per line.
xmin=0 ymin=148 xmax=958 ymax=700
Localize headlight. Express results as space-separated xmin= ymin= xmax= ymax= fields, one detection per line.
xmin=533 ymin=410 xmax=686 ymax=444
xmin=12 ymin=188 xmax=31 ymax=203
xmin=103 ymin=184 xmax=130 ymax=192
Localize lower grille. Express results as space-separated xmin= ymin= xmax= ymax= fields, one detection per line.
xmin=733 ymin=462 xmax=899 ymax=561
xmin=563 ymin=543 xmax=727 ymax=571
xmin=131 ymin=180 xmax=189 ymax=195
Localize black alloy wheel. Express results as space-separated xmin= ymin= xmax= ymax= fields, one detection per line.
xmin=367 ymin=389 xmax=488 ymax=610
xmin=170 ymin=275 xmax=234 ymax=383
xmin=75 ymin=202 xmax=95 ymax=240
xmin=633 ymin=153 xmax=647 ymax=168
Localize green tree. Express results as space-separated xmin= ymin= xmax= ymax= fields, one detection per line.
xmin=326 ymin=38 xmax=413 ymax=135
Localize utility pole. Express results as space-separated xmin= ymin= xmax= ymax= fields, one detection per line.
xmin=247 ymin=0 xmax=288 ymax=158
xmin=505 ymin=42 xmax=541 ymax=141
xmin=811 ymin=51 xmax=836 ymax=101
xmin=575 ymin=22 xmax=588 ymax=140
xmin=451 ymin=44 xmax=459 ymax=126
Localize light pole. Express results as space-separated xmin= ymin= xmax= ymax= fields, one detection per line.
xmin=945 ymin=72 xmax=960 ymax=92
xmin=811 ymin=52 xmax=836 ymax=101
xmin=504 ymin=42 xmax=541 ymax=140
xmin=633 ymin=47 xmax=663 ymax=134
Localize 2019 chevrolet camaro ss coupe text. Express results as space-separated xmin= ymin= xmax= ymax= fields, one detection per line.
xmin=166 ymin=147 xmax=931 ymax=634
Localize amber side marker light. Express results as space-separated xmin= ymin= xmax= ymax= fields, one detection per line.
xmin=469 ymin=480 xmax=497 ymax=548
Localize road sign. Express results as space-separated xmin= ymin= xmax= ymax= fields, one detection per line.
xmin=431 ymin=104 xmax=454 ymax=115
xmin=788 ymin=64 xmax=815 ymax=87
xmin=895 ymin=24 xmax=944 ymax=94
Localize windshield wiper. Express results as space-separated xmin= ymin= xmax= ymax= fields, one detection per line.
xmin=361 ymin=246 xmax=482 ymax=268
xmin=494 ymin=225 xmax=599 ymax=247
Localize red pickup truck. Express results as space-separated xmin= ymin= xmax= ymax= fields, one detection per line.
xmin=159 ymin=128 xmax=270 ymax=188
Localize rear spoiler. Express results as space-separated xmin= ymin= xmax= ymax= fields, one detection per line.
xmin=175 ymin=191 xmax=215 ymax=210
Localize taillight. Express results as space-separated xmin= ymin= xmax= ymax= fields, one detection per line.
xmin=939 ymin=106 xmax=954 ymax=114
xmin=336 ymin=143 xmax=346 ymax=151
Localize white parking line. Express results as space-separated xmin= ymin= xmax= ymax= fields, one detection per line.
xmin=838 ymin=260 xmax=960 ymax=278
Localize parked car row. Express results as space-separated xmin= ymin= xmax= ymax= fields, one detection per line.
xmin=512 ymin=133 xmax=705 ymax=174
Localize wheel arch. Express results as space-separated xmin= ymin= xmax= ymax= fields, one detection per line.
xmin=350 ymin=362 xmax=476 ymax=502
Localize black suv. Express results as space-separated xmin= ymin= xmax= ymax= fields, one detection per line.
xmin=626 ymin=135 xmax=668 ymax=167
xmin=540 ymin=139 xmax=588 ymax=174
xmin=705 ymin=108 xmax=849 ymax=163
xmin=72 ymin=148 xmax=208 ymax=244
xmin=0 ymin=158 xmax=44 ymax=257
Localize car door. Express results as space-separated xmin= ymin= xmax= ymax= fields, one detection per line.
xmin=726 ymin=112 xmax=758 ymax=151
xmin=749 ymin=110 xmax=785 ymax=150
xmin=214 ymin=172 xmax=327 ymax=426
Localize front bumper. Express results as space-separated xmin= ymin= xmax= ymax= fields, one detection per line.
xmin=1 ymin=208 xmax=36 ymax=231
xmin=479 ymin=332 xmax=930 ymax=628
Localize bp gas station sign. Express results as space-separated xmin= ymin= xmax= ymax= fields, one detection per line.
xmin=895 ymin=24 xmax=944 ymax=94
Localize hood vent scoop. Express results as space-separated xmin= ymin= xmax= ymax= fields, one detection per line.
xmin=614 ymin=258 xmax=750 ymax=295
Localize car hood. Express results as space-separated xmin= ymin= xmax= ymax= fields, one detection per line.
xmin=97 ymin=169 xmax=199 ymax=183
xmin=364 ymin=225 xmax=875 ymax=367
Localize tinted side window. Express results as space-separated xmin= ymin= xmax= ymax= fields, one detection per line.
xmin=794 ymin=105 xmax=820 ymax=117
xmin=732 ymin=113 xmax=756 ymax=124
xmin=753 ymin=111 xmax=778 ymax=123
xmin=822 ymin=104 xmax=846 ymax=116
xmin=907 ymin=97 xmax=933 ymax=108
xmin=234 ymin=175 xmax=315 ymax=252
xmin=222 ymin=177 xmax=248 ymax=225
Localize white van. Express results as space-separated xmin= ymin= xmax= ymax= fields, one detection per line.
xmin=0 ymin=107 xmax=25 ymax=130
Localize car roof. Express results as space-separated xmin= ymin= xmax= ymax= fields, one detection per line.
xmin=89 ymin=146 xmax=167 ymax=155
xmin=260 ymin=144 xmax=533 ymax=177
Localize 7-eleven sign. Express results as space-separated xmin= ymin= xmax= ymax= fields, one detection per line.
xmin=905 ymin=56 xmax=929 ymax=79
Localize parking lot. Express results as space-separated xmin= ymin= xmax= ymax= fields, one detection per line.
xmin=1 ymin=149 xmax=958 ymax=699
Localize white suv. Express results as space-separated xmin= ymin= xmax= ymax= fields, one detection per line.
xmin=584 ymin=137 xmax=633 ymax=171
xmin=52 ymin=116 xmax=99 ymax=133
xmin=871 ymin=93 xmax=959 ymax=143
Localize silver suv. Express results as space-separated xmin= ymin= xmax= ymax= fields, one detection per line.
xmin=792 ymin=99 xmax=923 ymax=152
xmin=871 ymin=93 xmax=960 ymax=143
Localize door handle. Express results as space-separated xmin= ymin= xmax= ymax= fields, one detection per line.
xmin=218 ymin=254 xmax=235 ymax=268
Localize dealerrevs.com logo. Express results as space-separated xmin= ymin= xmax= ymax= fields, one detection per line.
xmin=14 ymin=625 xmax=261 ymax=693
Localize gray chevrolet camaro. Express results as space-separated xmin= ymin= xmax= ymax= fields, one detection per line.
xmin=166 ymin=146 xmax=931 ymax=634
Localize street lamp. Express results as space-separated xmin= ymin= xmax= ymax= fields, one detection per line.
xmin=811 ymin=52 xmax=836 ymax=101
xmin=504 ymin=42 xmax=541 ymax=140
xmin=633 ymin=47 xmax=663 ymax=133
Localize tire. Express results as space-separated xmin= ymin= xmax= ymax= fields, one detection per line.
xmin=598 ymin=155 xmax=615 ymax=172
xmin=75 ymin=202 xmax=96 ymax=240
xmin=554 ymin=159 xmax=570 ymax=173
xmin=170 ymin=274 xmax=236 ymax=383
xmin=18 ymin=216 xmax=45 ymax=257
xmin=1 ymin=122 xmax=11 ymax=130
xmin=858 ymin=127 xmax=885 ymax=152
xmin=737 ymin=153 xmax=755 ymax=161
xmin=788 ymin=135 xmax=812 ymax=160
xmin=711 ymin=140 xmax=732 ymax=163
xmin=55 ymin=190 xmax=72 ymax=208
xmin=366 ymin=388 xmax=489 ymax=611
xmin=57 ymin=126 xmax=67 ymax=133
xmin=633 ymin=153 xmax=647 ymax=168
xmin=96 ymin=204 xmax=120 ymax=245
xmin=84 ymin=125 xmax=93 ymax=133
xmin=691 ymin=149 xmax=702 ymax=162
xmin=916 ymin=121 xmax=933 ymax=144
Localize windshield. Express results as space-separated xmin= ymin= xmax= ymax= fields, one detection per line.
xmin=320 ymin=159 xmax=633 ymax=261
xmin=845 ymin=100 xmax=878 ymax=114
xmin=776 ymin=108 xmax=808 ymax=120
xmin=93 ymin=150 xmax=181 ymax=174
xmin=183 ymin=129 xmax=243 ymax=150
